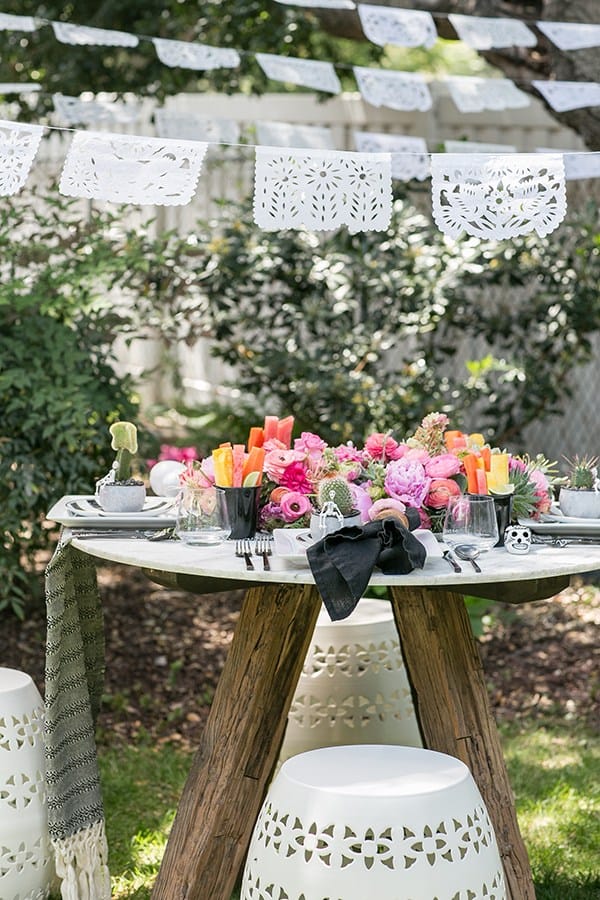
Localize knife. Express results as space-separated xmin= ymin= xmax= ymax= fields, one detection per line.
xmin=71 ymin=528 xmax=175 ymax=541
xmin=442 ymin=549 xmax=462 ymax=573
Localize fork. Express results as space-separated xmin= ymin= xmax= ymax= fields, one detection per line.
xmin=235 ymin=539 xmax=254 ymax=570
xmin=254 ymin=535 xmax=272 ymax=571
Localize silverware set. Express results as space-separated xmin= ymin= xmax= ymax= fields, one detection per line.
xmin=235 ymin=536 xmax=273 ymax=571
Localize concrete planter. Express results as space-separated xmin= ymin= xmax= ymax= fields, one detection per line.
xmin=558 ymin=487 xmax=600 ymax=519
xmin=96 ymin=482 xmax=146 ymax=513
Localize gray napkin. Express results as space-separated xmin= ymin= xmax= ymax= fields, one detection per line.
xmin=307 ymin=515 xmax=426 ymax=621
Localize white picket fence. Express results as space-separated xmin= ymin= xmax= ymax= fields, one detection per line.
xmin=33 ymin=88 xmax=599 ymax=460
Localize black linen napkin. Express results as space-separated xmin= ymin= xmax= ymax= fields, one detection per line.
xmin=307 ymin=515 xmax=426 ymax=621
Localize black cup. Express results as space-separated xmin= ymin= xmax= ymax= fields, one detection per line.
xmin=216 ymin=486 xmax=261 ymax=539
xmin=491 ymin=492 xmax=514 ymax=547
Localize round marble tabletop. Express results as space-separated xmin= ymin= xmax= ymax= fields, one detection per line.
xmin=69 ymin=530 xmax=600 ymax=591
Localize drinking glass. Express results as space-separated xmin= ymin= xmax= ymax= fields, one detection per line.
xmin=442 ymin=494 xmax=499 ymax=553
xmin=175 ymin=485 xmax=230 ymax=545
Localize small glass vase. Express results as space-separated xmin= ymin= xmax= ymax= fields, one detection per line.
xmin=175 ymin=485 xmax=230 ymax=545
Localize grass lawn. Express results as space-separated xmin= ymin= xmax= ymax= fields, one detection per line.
xmin=98 ymin=720 xmax=600 ymax=899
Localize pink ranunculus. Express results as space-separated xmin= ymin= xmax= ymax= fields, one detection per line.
xmin=279 ymin=491 xmax=313 ymax=522
xmin=334 ymin=443 xmax=364 ymax=464
xmin=264 ymin=449 xmax=305 ymax=483
xmin=426 ymin=478 xmax=462 ymax=509
xmin=367 ymin=497 xmax=407 ymax=521
xmin=425 ymin=453 xmax=462 ymax=479
xmin=384 ymin=459 xmax=431 ymax=508
xmin=263 ymin=437 xmax=287 ymax=453
xmin=294 ymin=431 xmax=328 ymax=458
xmin=279 ymin=461 xmax=313 ymax=494
xmin=364 ymin=433 xmax=404 ymax=461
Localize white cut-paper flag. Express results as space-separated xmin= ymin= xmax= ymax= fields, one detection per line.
xmin=274 ymin=0 xmax=355 ymax=8
xmin=256 ymin=121 xmax=335 ymax=150
xmin=533 ymin=80 xmax=600 ymax=112
xmin=60 ymin=131 xmax=208 ymax=206
xmin=256 ymin=53 xmax=341 ymax=94
xmin=536 ymin=21 xmax=600 ymax=51
xmin=353 ymin=67 xmax=432 ymax=111
xmin=53 ymin=94 xmax=140 ymax=127
xmin=0 ymin=119 xmax=43 ymax=196
xmin=0 ymin=83 xmax=41 ymax=94
xmin=537 ymin=148 xmax=600 ymax=181
xmin=357 ymin=5 xmax=436 ymax=49
xmin=354 ymin=131 xmax=429 ymax=181
xmin=444 ymin=140 xmax=517 ymax=154
xmin=448 ymin=14 xmax=537 ymax=49
xmin=51 ymin=22 xmax=139 ymax=47
xmin=447 ymin=76 xmax=530 ymax=113
xmin=254 ymin=146 xmax=392 ymax=233
xmin=153 ymin=38 xmax=240 ymax=71
xmin=431 ymin=153 xmax=567 ymax=240
xmin=155 ymin=110 xmax=240 ymax=144
xmin=0 ymin=13 xmax=36 ymax=32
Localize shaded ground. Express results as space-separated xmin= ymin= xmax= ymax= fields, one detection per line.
xmin=2 ymin=565 xmax=599 ymax=747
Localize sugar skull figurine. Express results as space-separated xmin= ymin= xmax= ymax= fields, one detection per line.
xmin=504 ymin=525 xmax=532 ymax=555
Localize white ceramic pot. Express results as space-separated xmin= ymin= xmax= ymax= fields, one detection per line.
xmin=559 ymin=487 xmax=600 ymax=519
xmin=309 ymin=510 xmax=362 ymax=542
xmin=97 ymin=482 xmax=146 ymax=512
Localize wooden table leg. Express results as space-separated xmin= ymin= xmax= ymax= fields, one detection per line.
xmin=151 ymin=582 xmax=322 ymax=900
xmin=390 ymin=585 xmax=535 ymax=900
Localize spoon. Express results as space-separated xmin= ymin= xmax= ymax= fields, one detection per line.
xmin=453 ymin=544 xmax=482 ymax=573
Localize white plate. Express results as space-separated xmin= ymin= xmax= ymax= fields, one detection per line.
xmin=47 ymin=495 xmax=177 ymax=529
xmin=520 ymin=516 xmax=600 ymax=537
xmin=541 ymin=506 xmax=600 ymax=525
xmin=272 ymin=527 xmax=442 ymax=568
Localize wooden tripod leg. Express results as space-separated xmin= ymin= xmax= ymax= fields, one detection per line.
xmin=389 ymin=585 xmax=535 ymax=900
xmin=151 ymin=582 xmax=322 ymax=900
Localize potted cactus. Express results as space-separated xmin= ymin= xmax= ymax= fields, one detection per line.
xmin=95 ymin=421 xmax=147 ymax=512
xmin=310 ymin=476 xmax=361 ymax=539
xmin=559 ymin=455 xmax=600 ymax=519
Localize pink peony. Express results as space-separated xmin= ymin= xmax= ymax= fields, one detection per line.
xmin=334 ymin=443 xmax=364 ymax=464
xmin=294 ymin=431 xmax=328 ymax=458
xmin=264 ymin=449 xmax=305 ymax=482
xmin=280 ymin=491 xmax=313 ymax=522
xmin=426 ymin=478 xmax=462 ymax=509
xmin=384 ymin=459 xmax=431 ymax=508
xmin=279 ymin=461 xmax=313 ymax=494
xmin=425 ymin=453 xmax=462 ymax=479
xmin=364 ymin=433 xmax=405 ymax=461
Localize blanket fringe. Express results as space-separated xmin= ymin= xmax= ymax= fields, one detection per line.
xmin=53 ymin=820 xmax=111 ymax=900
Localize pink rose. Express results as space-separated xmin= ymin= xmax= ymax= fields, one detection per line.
xmin=426 ymin=478 xmax=462 ymax=509
xmin=334 ymin=443 xmax=364 ymax=463
xmin=364 ymin=433 xmax=405 ymax=461
xmin=279 ymin=461 xmax=313 ymax=494
xmin=367 ymin=497 xmax=407 ymax=521
xmin=425 ymin=453 xmax=462 ymax=479
xmin=294 ymin=431 xmax=327 ymax=458
xmin=279 ymin=491 xmax=312 ymax=522
xmin=264 ymin=449 xmax=304 ymax=482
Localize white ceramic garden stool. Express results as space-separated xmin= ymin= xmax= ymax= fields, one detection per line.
xmin=242 ymin=745 xmax=507 ymax=900
xmin=0 ymin=667 xmax=54 ymax=900
xmin=278 ymin=598 xmax=422 ymax=767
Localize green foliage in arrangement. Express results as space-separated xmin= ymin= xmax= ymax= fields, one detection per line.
xmin=0 ymin=195 xmax=138 ymax=617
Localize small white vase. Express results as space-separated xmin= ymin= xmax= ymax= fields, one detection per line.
xmin=559 ymin=487 xmax=600 ymax=519
xmin=310 ymin=510 xmax=362 ymax=541
xmin=96 ymin=482 xmax=146 ymax=513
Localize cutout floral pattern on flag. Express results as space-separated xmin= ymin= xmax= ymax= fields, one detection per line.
xmin=447 ymin=76 xmax=530 ymax=113
xmin=153 ymin=38 xmax=240 ymax=71
xmin=154 ymin=110 xmax=240 ymax=144
xmin=254 ymin=146 xmax=392 ymax=233
xmin=256 ymin=121 xmax=335 ymax=150
xmin=51 ymin=22 xmax=139 ymax=47
xmin=256 ymin=53 xmax=341 ymax=94
xmin=59 ymin=131 xmax=208 ymax=206
xmin=536 ymin=21 xmax=600 ymax=51
xmin=448 ymin=14 xmax=536 ymax=49
xmin=0 ymin=13 xmax=36 ymax=32
xmin=537 ymin=148 xmax=600 ymax=181
xmin=533 ymin=80 xmax=600 ymax=112
xmin=357 ymin=5 xmax=436 ymax=49
xmin=353 ymin=67 xmax=432 ymax=111
xmin=431 ymin=153 xmax=567 ymax=240
xmin=354 ymin=131 xmax=429 ymax=181
xmin=0 ymin=119 xmax=43 ymax=196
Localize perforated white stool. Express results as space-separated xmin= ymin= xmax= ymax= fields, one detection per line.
xmin=278 ymin=598 xmax=422 ymax=766
xmin=242 ymin=745 xmax=506 ymax=900
xmin=0 ymin=667 xmax=54 ymax=900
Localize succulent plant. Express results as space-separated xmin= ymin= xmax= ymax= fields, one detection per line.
xmin=317 ymin=477 xmax=355 ymax=516
xmin=109 ymin=421 xmax=140 ymax=483
xmin=563 ymin=455 xmax=599 ymax=491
